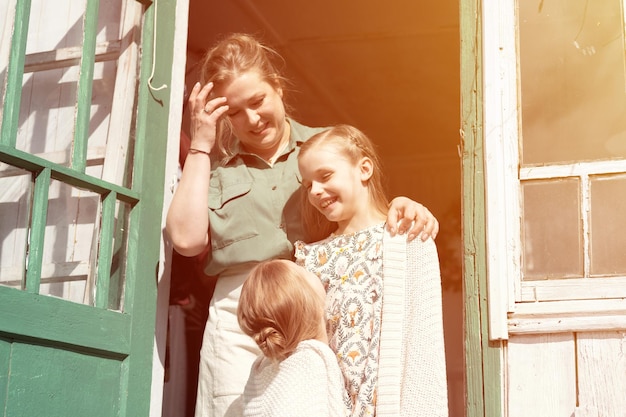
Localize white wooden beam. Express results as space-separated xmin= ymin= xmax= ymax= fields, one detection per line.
xmin=482 ymin=0 xmax=521 ymax=341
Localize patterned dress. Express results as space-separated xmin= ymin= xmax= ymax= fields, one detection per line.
xmin=295 ymin=223 xmax=386 ymax=417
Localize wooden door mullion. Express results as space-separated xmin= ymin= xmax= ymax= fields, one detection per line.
xmin=0 ymin=0 xmax=31 ymax=148
xmin=24 ymin=167 xmax=51 ymax=294
xmin=95 ymin=191 xmax=117 ymax=309
xmin=72 ymin=0 xmax=100 ymax=173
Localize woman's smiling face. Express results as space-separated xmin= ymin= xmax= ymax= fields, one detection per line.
xmin=214 ymin=71 xmax=288 ymax=160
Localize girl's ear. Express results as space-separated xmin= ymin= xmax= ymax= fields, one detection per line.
xmin=359 ymin=157 xmax=374 ymax=182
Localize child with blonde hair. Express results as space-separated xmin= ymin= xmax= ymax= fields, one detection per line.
xmin=295 ymin=125 xmax=449 ymax=417
xmin=237 ymin=259 xmax=350 ymax=417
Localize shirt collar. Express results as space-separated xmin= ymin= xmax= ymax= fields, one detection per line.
xmin=223 ymin=118 xmax=302 ymax=166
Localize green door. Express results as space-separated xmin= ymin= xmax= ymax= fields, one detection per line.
xmin=0 ymin=0 xmax=176 ymax=415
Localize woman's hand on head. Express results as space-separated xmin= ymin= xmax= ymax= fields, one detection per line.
xmin=386 ymin=196 xmax=439 ymax=242
xmin=188 ymin=82 xmax=229 ymax=152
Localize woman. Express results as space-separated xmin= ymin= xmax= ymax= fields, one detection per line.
xmin=165 ymin=33 xmax=439 ymax=417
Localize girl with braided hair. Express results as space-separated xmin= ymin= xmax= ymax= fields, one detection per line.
xmin=295 ymin=125 xmax=449 ymax=417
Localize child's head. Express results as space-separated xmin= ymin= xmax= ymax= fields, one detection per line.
xmin=238 ymin=260 xmax=327 ymax=361
xmin=298 ymin=125 xmax=389 ymax=239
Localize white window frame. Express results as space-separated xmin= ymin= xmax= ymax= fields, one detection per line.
xmin=483 ymin=0 xmax=626 ymax=340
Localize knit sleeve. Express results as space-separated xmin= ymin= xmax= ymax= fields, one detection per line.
xmin=402 ymin=238 xmax=449 ymax=416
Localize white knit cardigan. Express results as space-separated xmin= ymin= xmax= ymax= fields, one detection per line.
xmin=241 ymin=339 xmax=349 ymax=417
xmin=377 ymin=231 xmax=449 ymax=417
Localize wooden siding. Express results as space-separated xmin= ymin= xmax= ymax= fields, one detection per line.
xmin=507 ymin=332 xmax=626 ymax=417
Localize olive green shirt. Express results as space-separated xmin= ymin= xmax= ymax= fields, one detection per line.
xmin=204 ymin=119 xmax=326 ymax=276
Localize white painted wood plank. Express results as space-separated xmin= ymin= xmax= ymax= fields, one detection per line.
xmin=520 ymin=277 xmax=626 ymax=302
xmin=100 ymin=0 xmax=142 ymax=186
xmin=0 ymin=172 xmax=30 ymax=277
xmin=24 ymin=41 xmax=121 ymax=73
xmin=26 ymin=0 xmax=85 ymax=54
xmin=513 ymin=298 xmax=626 ymax=316
xmin=509 ymin=299 xmax=626 ymax=334
xmin=520 ymin=159 xmax=626 ymax=180
xmin=507 ymin=333 xmax=577 ymax=417
xmin=0 ymin=261 xmax=89 ymax=285
xmin=482 ymin=0 xmax=521 ymax=341
xmin=577 ymin=331 xmax=626 ymax=417
xmin=509 ymin=314 xmax=626 ymax=334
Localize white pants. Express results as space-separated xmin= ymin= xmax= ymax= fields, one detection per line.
xmin=194 ymin=264 xmax=261 ymax=417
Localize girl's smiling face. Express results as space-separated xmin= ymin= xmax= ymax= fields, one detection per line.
xmin=298 ymin=141 xmax=373 ymax=230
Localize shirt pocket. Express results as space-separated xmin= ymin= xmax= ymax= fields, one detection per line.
xmin=208 ymin=180 xmax=259 ymax=250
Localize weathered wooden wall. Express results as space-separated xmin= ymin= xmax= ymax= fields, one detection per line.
xmin=508 ymin=331 xmax=626 ymax=417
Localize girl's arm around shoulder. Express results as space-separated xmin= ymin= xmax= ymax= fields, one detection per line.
xmin=386 ymin=197 xmax=439 ymax=242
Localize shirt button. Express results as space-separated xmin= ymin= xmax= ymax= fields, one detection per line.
xmin=271 ymin=185 xmax=277 ymax=190
xmin=278 ymin=223 xmax=285 ymax=230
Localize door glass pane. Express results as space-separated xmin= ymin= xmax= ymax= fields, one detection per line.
xmin=41 ymin=179 xmax=99 ymax=304
xmin=590 ymin=174 xmax=626 ymax=276
xmin=17 ymin=61 xmax=116 ymax=167
xmin=18 ymin=66 xmax=80 ymax=160
xmin=0 ymin=163 xmax=31 ymax=289
xmin=522 ymin=179 xmax=582 ymax=279
xmin=27 ymin=0 xmax=86 ymax=55
xmin=519 ymin=0 xmax=626 ymax=165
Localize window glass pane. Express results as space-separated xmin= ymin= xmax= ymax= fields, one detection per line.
xmin=98 ymin=0 xmax=123 ymax=43
xmin=12 ymin=0 xmax=127 ymax=173
xmin=0 ymin=164 xmax=32 ymax=289
xmin=522 ymin=179 xmax=582 ymax=279
xmin=26 ymin=0 xmax=86 ymax=55
xmin=17 ymin=66 xmax=79 ymax=160
xmin=41 ymin=179 xmax=99 ymax=305
xmin=17 ymin=62 xmax=117 ymax=170
xmin=590 ymin=174 xmax=626 ymax=275
xmin=519 ymin=0 xmax=626 ymax=165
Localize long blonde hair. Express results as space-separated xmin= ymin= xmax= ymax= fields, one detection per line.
xmin=200 ymin=33 xmax=290 ymax=162
xmin=298 ymin=125 xmax=389 ymax=241
xmin=238 ymin=260 xmax=325 ymax=361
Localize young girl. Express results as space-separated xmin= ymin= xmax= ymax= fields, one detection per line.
xmin=295 ymin=125 xmax=449 ymax=417
xmin=237 ymin=259 xmax=351 ymax=417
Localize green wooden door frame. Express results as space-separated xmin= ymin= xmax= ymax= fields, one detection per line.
xmin=460 ymin=1 xmax=505 ymax=416
xmin=125 ymin=0 xmax=179 ymax=414
xmin=0 ymin=0 xmax=179 ymax=415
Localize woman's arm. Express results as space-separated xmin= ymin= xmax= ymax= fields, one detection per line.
xmin=386 ymin=196 xmax=439 ymax=242
xmin=165 ymin=82 xmax=228 ymax=256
